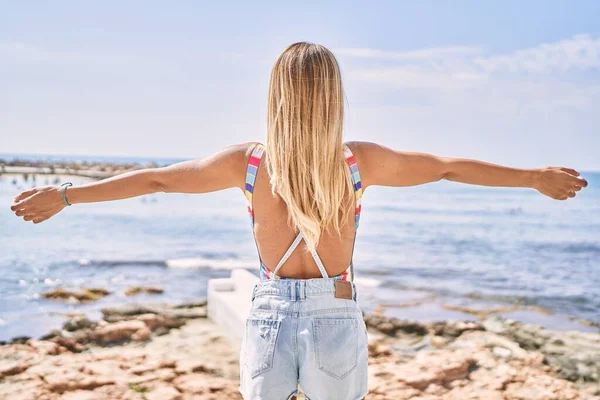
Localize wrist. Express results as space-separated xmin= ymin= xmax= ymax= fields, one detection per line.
xmin=524 ymin=169 xmax=542 ymax=189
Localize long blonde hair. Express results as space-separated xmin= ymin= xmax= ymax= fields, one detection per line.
xmin=265 ymin=42 xmax=354 ymax=252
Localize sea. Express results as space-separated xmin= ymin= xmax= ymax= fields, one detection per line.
xmin=1 ymin=152 xmax=598 ymax=341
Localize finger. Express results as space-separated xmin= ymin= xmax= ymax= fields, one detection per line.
xmin=10 ymin=196 xmax=33 ymax=211
xmin=13 ymin=189 xmax=36 ymax=203
xmin=10 ymin=200 xmax=25 ymax=211
xmin=566 ymin=175 xmax=588 ymax=187
xmin=33 ymin=216 xmax=48 ymax=224
xmin=567 ymin=191 xmax=576 ymax=198
xmin=15 ymin=208 xmax=28 ymax=217
xmin=560 ymin=167 xmax=579 ymax=177
xmin=573 ymin=185 xmax=582 ymax=192
xmin=23 ymin=214 xmax=35 ymax=221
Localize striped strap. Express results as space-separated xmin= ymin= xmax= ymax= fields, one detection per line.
xmin=245 ymin=143 xmax=265 ymax=227
xmin=343 ymin=144 xmax=362 ymax=229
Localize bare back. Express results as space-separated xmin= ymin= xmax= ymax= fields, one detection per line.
xmin=247 ymin=143 xmax=361 ymax=279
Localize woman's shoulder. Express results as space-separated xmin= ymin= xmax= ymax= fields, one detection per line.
xmin=214 ymin=142 xmax=265 ymax=177
xmin=342 ymin=141 xmax=374 ymax=163
xmin=343 ymin=141 xmax=393 ymax=159
xmin=235 ymin=141 xmax=264 ymax=159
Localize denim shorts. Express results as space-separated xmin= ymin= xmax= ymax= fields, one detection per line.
xmin=238 ymin=278 xmax=369 ymax=400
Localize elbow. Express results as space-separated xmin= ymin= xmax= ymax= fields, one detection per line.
xmin=150 ymin=179 xmax=165 ymax=193
xmin=146 ymin=169 xmax=166 ymax=193
xmin=440 ymin=170 xmax=453 ymax=181
xmin=438 ymin=158 xmax=452 ymax=181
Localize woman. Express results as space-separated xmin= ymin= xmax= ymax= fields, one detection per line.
xmin=10 ymin=42 xmax=587 ymax=400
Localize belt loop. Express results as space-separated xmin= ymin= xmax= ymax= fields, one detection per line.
xmin=251 ymin=284 xmax=257 ymax=302
xmin=352 ymin=283 xmax=357 ymax=301
xmin=290 ymin=280 xmax=296 ymax=301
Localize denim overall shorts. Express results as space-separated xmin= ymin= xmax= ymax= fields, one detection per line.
xmin=240 ymin=143 xmax=368 ymax=400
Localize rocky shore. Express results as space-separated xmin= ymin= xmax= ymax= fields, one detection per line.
xmin=1 ymin=300 xmax=598 ymax=400
xmin=0 ymin=158 xmax=148 ymax=180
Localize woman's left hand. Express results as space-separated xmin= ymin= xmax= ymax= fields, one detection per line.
xmin=10 ymin=186 xmax=66 ymax=224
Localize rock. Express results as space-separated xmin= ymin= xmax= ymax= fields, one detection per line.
xmin=174 ymin=299 xmax=207 ymax=308
xmin=10 ymin=336 xmax=31 ymax=344
xmin=63 ymin=316 xmax=96 ymax=332
xmin=44 ymin=372 xmax=115 ymax=393
xmin=174 ymin=358 xmax=221 ymax=375
xmin=102 ymin=303 xmax=207 ymax=322
xmin=364 ymin=314 xmax=428 ymax=336
xmin=41 ymin=288 xmax=110 ymax=303
xmin=102 ymin=304 xmax=158 ymax=318
xmin=428 ymin=320 xmax=484 ymax=338
xmin=87 ymin=321 xmax=152 ymax=345
xmin=483 ymin=316 xmax=600 ymax=382
xmin=451 ymin=331 xmax=533 ymax=362
xmin=99 ymin=312 xmax=186 ymax=338
xmin=154 ymin=326 xmax=170 ymax=336
xmin=492 ymin=346 xmax=512 ymax=359
xmin=145 ymin=385 xmax=181 ymax=400
xmin=26 ymin=340 xmax=61 ymax=356
xmin=49 ymin=335 xmax=87 ymax=353
xmin=40 ymin=330 xmax=63 ymax=340
xmin=173 ymin=373 xmax=240 ymax=397
xmin=87 ymin=288 xmax=110 ymax=297
xmin=430 ymin=335 xmax=450 ymax=348
xmin=368 ymin=342 xmax=392 ymax=358
xmin=0 ymin=361 xmax=30 ymax=378
xmin=132 ymin=326 xmax=152 ymax=341
xmin=370 ymin=348 xmax=476 ymax=391
xmin=61 ymin=390 xmax=106 ymax=400
xmin=162 ymin=308 xmax=207 ymax=319
xmin=131 ymin=313 xmax=185 ymax=331
xmin=376 ymin=322 xmax=395 ymax=335
xmin=0 ymin=375 xmax=47 ymax=399
xmin=125 ymin=286 xmax=164 ymax=296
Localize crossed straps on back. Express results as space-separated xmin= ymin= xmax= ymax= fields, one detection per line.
xmin=272 ymin=230 xmax=330 ymax=278
xmin=244 ymin=142 xmax=363 ymax=281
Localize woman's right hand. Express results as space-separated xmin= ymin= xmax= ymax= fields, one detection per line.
xmin=534 ymin=167 xmax=588 ymax=200
xmin=10 ymin=186 xmax=67 ymax=224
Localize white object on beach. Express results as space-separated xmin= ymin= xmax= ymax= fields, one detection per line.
xmin=207 ymin=269 xmax=258 ymax=344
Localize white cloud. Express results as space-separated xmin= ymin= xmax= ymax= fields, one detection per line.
xmin=475 ymin=34 xmax=600 ymax=73
xmin=346 ymin=65 xmax=486 ymax=90
xmin=338 ymin=35 xmax=600 ymax=91
xmin=334 ymin=46 xmax=482 ymax=61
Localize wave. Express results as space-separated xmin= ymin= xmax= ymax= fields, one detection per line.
xmin=78 ymin=259 xmax=168 ymax=267
xmin=527 ymin=242 xmax=600 ymax=254
xmin=166 ymin=258 xmax=257 ymax=269
xmin=78 ymin=257 xmax=258 ymax=270
xmin=353 ymin=277 xmax=382 ymax=287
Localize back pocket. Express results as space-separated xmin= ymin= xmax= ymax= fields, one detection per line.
xmin=244 ymin=317 xmax=282 ymax=378
xmin=312 ymin=317 xmax=358 ymax=379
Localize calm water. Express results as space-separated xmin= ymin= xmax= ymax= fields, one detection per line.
xmin=0 ymin=154 xmax=598 ymax=341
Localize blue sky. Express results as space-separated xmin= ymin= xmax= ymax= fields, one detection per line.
xmin=1 ymin=1 xmax=599 ymax=170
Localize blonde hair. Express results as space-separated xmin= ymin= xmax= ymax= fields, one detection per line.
xmin=265 ymin=41 xmax=354 ymax=252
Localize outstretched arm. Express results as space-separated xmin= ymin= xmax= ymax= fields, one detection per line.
xmin=10 ymin=142 xmax=253 ymax=223
xmin=352 ymin=141 xmax=588 ymax=200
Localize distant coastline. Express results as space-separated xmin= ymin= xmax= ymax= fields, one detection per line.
xmin=0 ymin=156 xmax=159 ymax=180
xmin=0 ymin=152 xmax=186 ymax=168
